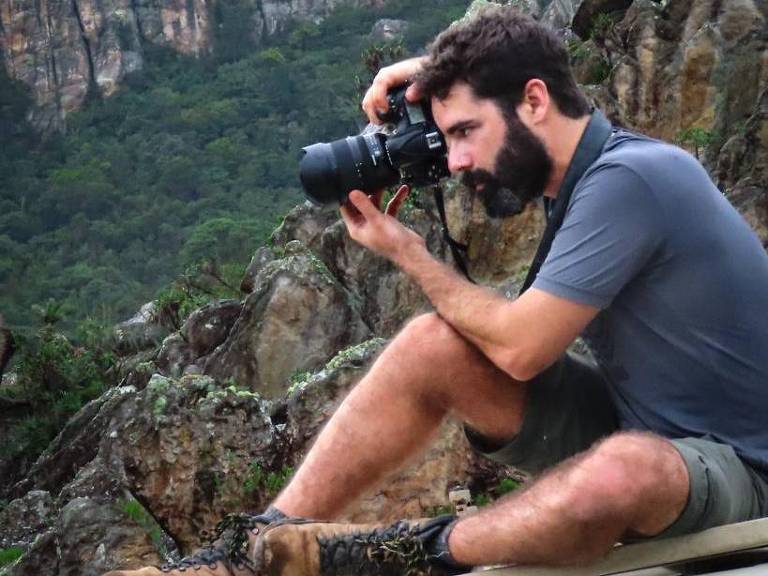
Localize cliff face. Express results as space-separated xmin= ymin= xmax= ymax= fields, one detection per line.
xmin=0 ymin=0 xmax=377 ymax=131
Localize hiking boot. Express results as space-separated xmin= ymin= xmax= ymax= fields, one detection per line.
xmin=103 ymin=508 xmax=286 ymax=576
xmin=250 ymin=515 xmax=465 ymax=576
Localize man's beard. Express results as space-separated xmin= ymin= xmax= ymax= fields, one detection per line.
xmin=461 ymin=113 xmax=553 ymax=218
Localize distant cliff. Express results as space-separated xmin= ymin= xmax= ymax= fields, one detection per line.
xmin=0 ymin=0 xmax=380 ymax=131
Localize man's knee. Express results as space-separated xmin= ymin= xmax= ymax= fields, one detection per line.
xmin=395 ymin=312 xmax=474 ymax=362
xmin=566 ymin=432 xmax=688 ymax=531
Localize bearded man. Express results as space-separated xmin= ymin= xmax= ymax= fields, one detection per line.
xmin=106 ymin=5 xmax=768 ymax=576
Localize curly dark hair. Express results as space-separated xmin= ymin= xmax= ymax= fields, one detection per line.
xmin=416 ymin=4 xmax=590 ymax=118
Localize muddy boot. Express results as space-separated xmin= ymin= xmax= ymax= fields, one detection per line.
xmin=250 ymin=515 xmax=467 ymax=576
xmin=103 ymin=508 xmax=286 ymax=576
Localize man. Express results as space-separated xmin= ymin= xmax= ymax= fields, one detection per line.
xmin=107 ymin=6 xmax=768 ymax=576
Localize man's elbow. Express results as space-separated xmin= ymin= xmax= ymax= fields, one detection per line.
xmin=498 ymin=348 xmax=546 ymax=382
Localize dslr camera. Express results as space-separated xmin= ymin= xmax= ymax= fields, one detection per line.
xmin=299 ymin=86 xmax=449 ymax=206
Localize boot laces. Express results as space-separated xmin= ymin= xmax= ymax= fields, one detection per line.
xmin=159 ymin=513 xmax=260 ymax=573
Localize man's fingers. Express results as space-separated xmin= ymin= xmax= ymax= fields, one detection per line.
xmin=348 ymin=190 xmax=382 ymax=220
xmin=385 ymin=185 xmax=411 ymax=217
xmin=405 ymin=83 xmax=423 ymax=103
xmin=362 ymin=77 xmax=390 ymax=124
xmin=371 ymin=190 xmax=384 ymax=210
xmin=361 ymin=57 xmax=427 ymax=124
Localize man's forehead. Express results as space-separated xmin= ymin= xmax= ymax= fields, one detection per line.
xmin=431 ymin=82 xmax=478 ymax=111
xmin=431 ymin=83 xmax=496 ymax=129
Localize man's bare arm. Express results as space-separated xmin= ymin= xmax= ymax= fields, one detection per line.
xmin=341 ymin=190 xmax=599 ymax=380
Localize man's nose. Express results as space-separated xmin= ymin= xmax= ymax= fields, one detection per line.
xmin=447 ymin=148 xmax=472 ymax=174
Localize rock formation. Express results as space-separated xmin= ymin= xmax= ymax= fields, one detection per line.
xmin=0 ymin=0 xmax=379 ymax=130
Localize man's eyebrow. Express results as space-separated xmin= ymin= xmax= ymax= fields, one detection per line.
xmin=444 ymin=120 xmax=475 ymax=136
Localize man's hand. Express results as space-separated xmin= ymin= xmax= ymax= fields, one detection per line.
xmin=339 ymin=186 xmax=426 ymax=266
xmin=362 ymin=57 xmax=426 ymax=124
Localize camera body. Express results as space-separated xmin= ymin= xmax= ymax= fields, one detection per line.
xmin=299 ymin=86 xmax=449 ymax=206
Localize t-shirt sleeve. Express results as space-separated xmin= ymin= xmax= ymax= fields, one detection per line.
xmin=532 ymin=162 xmax=664 ymax=308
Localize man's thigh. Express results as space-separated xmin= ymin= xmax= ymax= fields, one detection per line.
xmin=465 ymin=352 xmax=619 ymax=475
xmin=657 ymin=437 xmax=768 ymax=537
xmin=465 ymin=354 xmax=768 ymax=535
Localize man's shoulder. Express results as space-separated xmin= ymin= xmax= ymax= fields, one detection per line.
xmin=574 ymin=128 xmax=712 ymax=205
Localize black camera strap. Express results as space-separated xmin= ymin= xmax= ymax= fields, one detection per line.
xmin=433 ymin=185 xmax=474 ymax=282
xmin=432 ymin=110 xmax=613 ymax=293
xmin=518 ymin=110 xmax=613 ymax=295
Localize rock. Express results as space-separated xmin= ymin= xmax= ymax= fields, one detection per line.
xmin=109 ymin=374 xmax=282 ymax=550
xmin=3 ymin=529 xmax=58 ymax=576
xmin=271 ymin=202 xmax=341 ymax=254
xmin=204 ymin=242 xmax=371 ymax=398
xmin=315 ymin=197 xmax=446 ymax=336
xmin=113 ymin=302 xmax=168 ymax=356
xmin=0 ymin=490 xmax=56 ymax=549
xmin=441 ymin=180 xmax=545 ymax=295
xmin=181 ymin=299 xmax=243 ymax=358
xmin=571 ymin=0 xmax=633 ymax=40
xmin=603 ymin=0 xmax=766 ymax=145
xmin=56 ymin=497 xmax=161 ymax=576
xmin=8 ymin=385 xmax=136 ymax=499
xmin=0 ymin=0 xmax=384 ymax=130
xmin=370 ymin=18 xmax=409 ymax=42
xmin=155 ymin=333 xmax=195 ymax=378
xmin=241 ymin=246 xmax=278 ymax=294
xmin=539 ymin=0 xmax=583 ymax=32
xmin=251 ymin=0 xmax=376 ymax=43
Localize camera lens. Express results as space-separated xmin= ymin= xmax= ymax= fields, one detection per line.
xmin=300 ymin=133 xmax=399 ymax=206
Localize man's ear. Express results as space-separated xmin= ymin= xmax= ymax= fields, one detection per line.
xmin=519 ymin=79 xmax=550 ymax=124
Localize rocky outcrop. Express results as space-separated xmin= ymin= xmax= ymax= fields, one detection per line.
xmin=569 ymin=0 xmax=768 ymax=243
xmin=113 ymin=302 xmax=168 ymax=356
xmin=203 ymin=242 xmax=371 ymax=397
xmin=370 ymin=18 xmax=409 ymax=42
xmin=0 ymin=0 xmax=379 ymax=130
xmin=0 ymin=340 xmax=488 ymax=574
xmin=252 ymin=0 xmax=378 ymax=42
xmin=592 ymin=0 xmax=766 ymax=146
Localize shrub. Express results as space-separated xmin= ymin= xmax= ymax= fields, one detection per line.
xmin=0 ymin=547 xmax=24 ymax=568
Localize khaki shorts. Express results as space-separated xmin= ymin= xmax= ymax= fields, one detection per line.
xmin=465 ymin=353 xmax=768 ymax=537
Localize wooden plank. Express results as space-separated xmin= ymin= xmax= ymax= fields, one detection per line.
xmin=464 ymin=518 xmax=768 ymax=576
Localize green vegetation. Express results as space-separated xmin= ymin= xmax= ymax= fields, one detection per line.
xmin=567 ymin=39 xmax=611 ymax=85
xmin=0 ymin=316 xmax=116 ymax=464
xmin=474 ymin=476 xmax=523 ymax=507
xmin=590 ymin=12 xmax=616 ymax=43
xmin=497 ymin=477 xmax=521 ymax=495
xmin=153 ymin=261 xmax=244 ymax=331
xmin=243 ymin=462 xmax=294 ymax=496
xmin=325 ymin=338 xmax=387 ymax=371
xmin=116 ymin=498 xmax=166 ymax=553
xmin=0 ymin=547 xmax=23 ymax=568
xmin=676 ymin=126 xmax=715 ymax=159
xmin=0 ymin=0 xmax=470 ymax=334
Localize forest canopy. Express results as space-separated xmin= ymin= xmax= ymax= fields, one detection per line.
xmin=0 ymin=0 xmax=470 ymax=334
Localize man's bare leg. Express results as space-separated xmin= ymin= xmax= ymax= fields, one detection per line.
xmin=274 ymin=312 xmax=527 ymax=519
xmin=273 ymin=312 xmax=690 ymax=566
xmin=449 ymin=431 xmax=689 ymax=565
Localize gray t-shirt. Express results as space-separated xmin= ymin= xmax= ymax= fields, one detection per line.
xmin=532 ymin=130 xmax=768 ymax=477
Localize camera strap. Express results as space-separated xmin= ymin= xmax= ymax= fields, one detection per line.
xmin=431 ymin=109 xmax=613 ymax=292
xmin=433 ymin=186 xmax=474 ymax=282
xmin=518 ymin=109 xmax=613 ymax=295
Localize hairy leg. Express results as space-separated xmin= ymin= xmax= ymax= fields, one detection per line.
xmin=274 ymin=312 xmax=527 ymax=519
xmin=449 ymin=431 xmax=690 ymax=566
